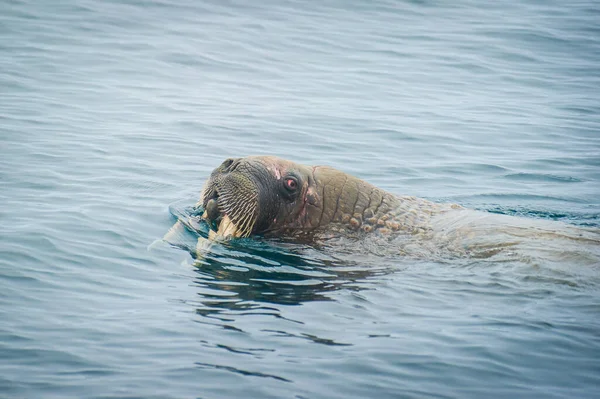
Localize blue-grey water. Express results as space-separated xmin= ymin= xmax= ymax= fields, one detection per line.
xmin=2 ymin=1 xmax=600 ymax=398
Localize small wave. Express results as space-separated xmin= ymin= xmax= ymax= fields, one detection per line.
xmin=504 ymin=172 xmax=584 ymax=183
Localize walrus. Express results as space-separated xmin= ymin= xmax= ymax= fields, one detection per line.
xmin=166 ymin=156 xmax=600 ymax=264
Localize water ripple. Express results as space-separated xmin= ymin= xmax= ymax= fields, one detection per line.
xmin=2 ymin=0 xmax=600 ymax=398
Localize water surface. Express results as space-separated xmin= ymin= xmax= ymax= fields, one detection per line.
xmin=1 ymin=1 xmax=600 ymax=398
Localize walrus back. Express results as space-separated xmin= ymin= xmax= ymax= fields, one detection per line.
xmin=428 ymin=208 xmax=600 ymax=263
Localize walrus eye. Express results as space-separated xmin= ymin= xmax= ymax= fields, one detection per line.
xmin=282 ymin=176 xmax=299 ymax=196
xmin=285 ymin=178 xmax=297 ymax=190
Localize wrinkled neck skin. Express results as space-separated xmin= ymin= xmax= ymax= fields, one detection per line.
xmin=262 ymin=164 xmax=457 ymax=240
xmin=264 ymin=172 xmax=600 ymax=262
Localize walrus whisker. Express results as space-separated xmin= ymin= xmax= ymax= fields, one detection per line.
xmin=239 ymin=209 xmax=257 ymax=238
xmin=215 ymin=189 xmax=260 ymax=238
xmin=235 ymin=193 xmax=258 ymax=237
xmin=231 ymin=209 xmax=254 ymax=237
xmin=237 ymin=218 xmax=250 ymax=237
xmin=212 ymin=192 xmax=258 ymax=238
xmin=237 ymin=199 xmax=255 ymax=220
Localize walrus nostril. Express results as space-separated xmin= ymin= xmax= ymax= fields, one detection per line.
xmin=222 ymin=158 xmax=234 ymax=168
xmin=221 ymin=158 xmax=241 ymax=173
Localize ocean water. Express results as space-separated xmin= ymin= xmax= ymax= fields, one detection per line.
xmin=1 ymin=0 xmax=600 ymax=398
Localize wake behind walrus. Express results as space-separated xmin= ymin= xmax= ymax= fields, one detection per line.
xmin=165 ymin=156 xmax=600 ymax=265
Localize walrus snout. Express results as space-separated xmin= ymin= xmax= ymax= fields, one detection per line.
xmin=197 ymin=158 xmax=264 ymax=238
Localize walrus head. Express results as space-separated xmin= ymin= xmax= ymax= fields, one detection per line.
xmin=199 ymin=156 xmax=318 ymax=238
xmin=198 ymin=156 xmax=396 ymax=239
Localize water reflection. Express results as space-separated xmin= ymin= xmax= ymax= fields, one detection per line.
xmin=191 ymin=238 xmax=387 ymax=312
xmin=166 ymin=202 xmax=391 ymax=319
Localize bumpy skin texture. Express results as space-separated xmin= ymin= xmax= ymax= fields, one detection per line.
xmin=200 ymin=156 xmax=460 ymax=239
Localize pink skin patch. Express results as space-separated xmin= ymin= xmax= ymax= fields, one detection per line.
xmin=296 ymin=181 xmax=312 ymax=223
xmin=258 ymin=156 xmax=288 ymax=180
xmin=305 ymin=186 xmax=316 ymax=202
xmin=267 ymin=165 xmax=282 ymax=180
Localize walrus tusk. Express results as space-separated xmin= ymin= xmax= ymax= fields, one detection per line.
xmin=213 ymin=214 xmax=243 ymax=239
xmin=197 ymin=214 xmax=241 ymax=258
